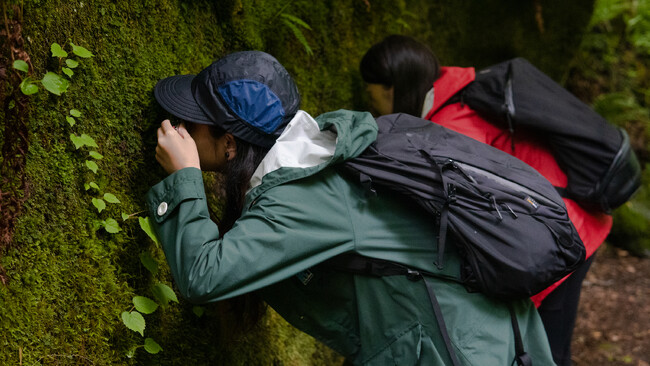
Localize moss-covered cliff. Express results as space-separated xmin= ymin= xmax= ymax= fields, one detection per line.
xmin=1 ymin=0 xmax=598 ymax=364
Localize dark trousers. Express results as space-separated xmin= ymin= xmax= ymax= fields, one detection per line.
xmin=537 ymin=254 xmax=595 ymax=366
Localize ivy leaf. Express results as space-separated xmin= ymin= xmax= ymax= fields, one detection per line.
xmin=139 ymin=251 xmax=159 ymax=275
xmin=86 ymin=160 xmax=98 ymax=174
xmin=51 ymin=43 xmax=68 ymax=58
xmin=80 ymin=134 xmax=98 ymax=148
xmin=89 ymin=151 xmax=103 ymax=159
xmin=104 ymin=218 xmax=121 ymax=233
xmin=66 ymin=116 xmax=76 ymax=127
xmin=66 ymin=59 xmax=79 ymax=68
xmin=70 ymin=109 xmax=82 ymax=117
xmin=84 ymin=182 xmax=99 ymax=191
xmin=152 ymin=283 xmax=178 ymax=305
xmin=70 ymin=42 xmax=94 ymax=58
xmin=133 ymin=296 xmax=159 ymax=314
xmin=71 ymin=134 xmax=98 ymax=149
xmin=92 ymin=198 xmax=106 ymax=213
xmin=103 ymin=193 xmax=120 ymax=203
xmin=41 ymin=72 xmax=70 ymax=95
xmin=121 ymin=311 xmax=145 ymax=336
xmin=192 ymin=306 xmax=205 ymax=318
xmin=70 ymin=134 xmax=83 ymax=149
xmin=62 ymin=67 xmax=74 ymax=78
xmin=121 ymin=212 xmax=130 ymax=221
xmin=13 ymin=60 xmax=29 ymax=73
xmin=19 ymin=78 xmax=39 ymax=95
xmin=139 ymin=217 xmax=160 ymax=246
xmin=144 ymin=338 xmax=162 ymax=354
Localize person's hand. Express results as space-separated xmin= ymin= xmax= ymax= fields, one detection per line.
xmin=155 ymin=120 xmax=201 ymax=174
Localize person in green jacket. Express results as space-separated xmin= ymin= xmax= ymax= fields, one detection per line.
xmin=147 ymin=50 xmax=556 ymax=365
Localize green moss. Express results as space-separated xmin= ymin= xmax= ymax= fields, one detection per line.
xmin=1 ymin=0 xmax=598 ymax=364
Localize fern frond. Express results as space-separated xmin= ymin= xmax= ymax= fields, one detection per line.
xmin=282 ymin=18 xmax=313 ymax=56
xmin=280 ymin=13 xmax=312 ymax=30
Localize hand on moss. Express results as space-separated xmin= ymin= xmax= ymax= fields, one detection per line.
xmin=155 ymin=120 xmax=200 ymax=174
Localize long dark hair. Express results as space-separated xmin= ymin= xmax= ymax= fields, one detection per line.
xmin=206 ymin=124 xmax=271 ymax=328
xmin=360 ymin=35 xmax=440 ymax=116
xmin=218 ymin=133 xmax=270 ymax=235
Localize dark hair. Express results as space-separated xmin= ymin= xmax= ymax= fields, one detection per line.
xmin=205 ymin=124 xmax=271 ymax=328
xmin=218 ymin=135 xmax=270 ymax=234
xmin=360 ymin=35 xmax=440 ymax=116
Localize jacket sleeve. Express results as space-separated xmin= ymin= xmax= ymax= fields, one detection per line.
xmin=145 ymin=167 xmax=355 ymax=303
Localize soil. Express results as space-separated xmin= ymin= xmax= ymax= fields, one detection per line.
xmin=572 ymin=243 xmax=650 ymax=366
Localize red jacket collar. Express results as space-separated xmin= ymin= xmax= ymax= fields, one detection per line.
xmin=430 ymin=66 xmax=475 ymax=115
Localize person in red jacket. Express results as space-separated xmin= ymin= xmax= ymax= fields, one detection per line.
xmin=360 ymin=34 xmax=613 ymax=366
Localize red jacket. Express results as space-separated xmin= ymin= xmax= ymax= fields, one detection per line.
xmin=425 ymin=66 xmax=613 ymax=306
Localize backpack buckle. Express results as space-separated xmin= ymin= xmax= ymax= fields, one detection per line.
xmin=406 ymin=269 xmax=421 ymax=282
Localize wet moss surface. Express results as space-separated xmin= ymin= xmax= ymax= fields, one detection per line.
xmin=1 ymin=0 xmax=596 ymax=364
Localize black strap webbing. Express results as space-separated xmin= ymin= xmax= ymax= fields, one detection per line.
xmin=508 ymin=304 xmax=533 ymax=366
xmin=320 ymin=254 xmax=533 ymax=366
xmin=420 ymin=274 xmax=463 ymax=366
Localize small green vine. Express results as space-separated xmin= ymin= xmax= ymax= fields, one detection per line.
xmin=12 ymin=41 xmax=204 ymax=358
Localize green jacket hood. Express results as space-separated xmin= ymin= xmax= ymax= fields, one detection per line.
xmin=246 ymin=109 xmax=377 ymax=204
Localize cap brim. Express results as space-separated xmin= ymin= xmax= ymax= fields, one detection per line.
xmin=154 ymin=74 xmax=213 ymax=125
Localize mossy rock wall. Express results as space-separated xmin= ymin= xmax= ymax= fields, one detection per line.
xmin=1 ymin=1 xmax=595 ymax=364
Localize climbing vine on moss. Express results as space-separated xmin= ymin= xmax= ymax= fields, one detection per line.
xmin=12 ymin=40 xmax=190 ymax=358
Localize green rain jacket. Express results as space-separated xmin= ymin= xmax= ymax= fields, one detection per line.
xmin=146 ymin=110 xmax=556 ymax=365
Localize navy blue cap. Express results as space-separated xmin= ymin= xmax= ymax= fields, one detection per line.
xmin=154 ymin=51 xmax=301 ymax=148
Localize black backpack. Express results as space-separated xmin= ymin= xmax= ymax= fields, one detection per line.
xmin=458 ymin=57 xmax=642 ymax=213
xmin=342 ymin=113 xmax=586 ymax=299
xmin=330 ymin=113 xmax=585 ymax=366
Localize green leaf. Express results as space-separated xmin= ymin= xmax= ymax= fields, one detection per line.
xmin=86 ymin=160 xmax=98 ymax=173
xmin=104 ymin=218 xmax=121 ymax=233
xmin=70 ymin=134 xmax=83 ymax=149
xmin=71 ymin=133 xmax=99 ymax=149
xmin=281 ymin=19 xmax=313 ymax=56
xmin=19 ymin=78 xmax=39 ymax=95
xmin=51 ymin=43 xmax=68 ymax=58
xmin=89 ymin=150 xmax=103 ymax=159
xmin=66 ymin=59 xmax=79 ymax=68
xmin=133 ymin=296 xmax=159 ymax=314
xmin=80 ymin=134 xmax=98 ymax=148
xmin=62 ymin=67 xmax=74 ymax=78
xmin=103 ymin=193 xmax=120 ymax=203
xmin=71 ymin=42 xmax=94 ymax=58
xmin=41 ymin=71 xmax=70 ymax=95
xmin=121 ymin=311 xmax=145 ymax=336
xmin=13 ymin=60 xmax=29 ymax=73
xmin=66 ymin=116 xmax=76 ymax=127
xmin=152 ymin=283 xmax=178 ymax=305
xmin=125 ymin=346 xmax=137 ymax=358
xmin=70 ymin=109 xmax=82 ymax=117
xmin=139 ymin=251 xmax=159 ymax=275
xmin=280 ymin=13 xmax=312 ymax=30
xmin=139 ymin=217 xmax=160 ymax=245
xmin=84 ymin=182 xmax=99 ymax=191
xmin=144 ymin=338 xmax=162 ymax=354
xmin=121 ymin=212 xmax=130 ymax=221
xmin=192 ymin=306 xmax=205 ymax=318
xmin=92 ymin=198 xmax=106 ymax=213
